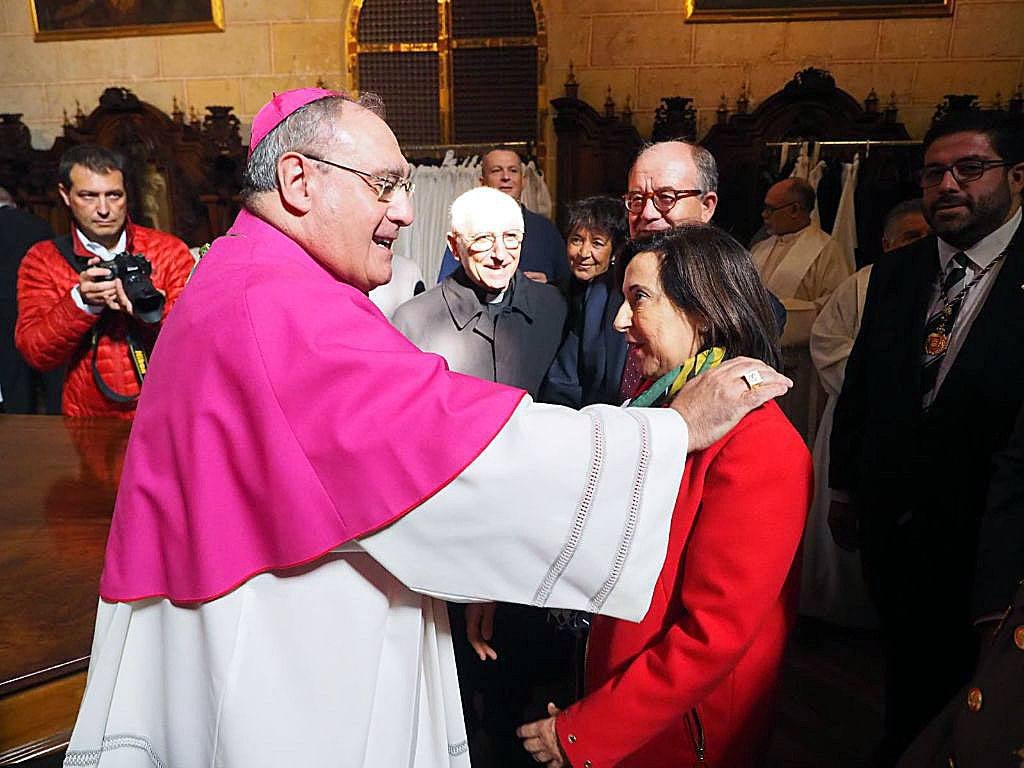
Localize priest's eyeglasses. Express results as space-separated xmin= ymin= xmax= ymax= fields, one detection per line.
xmin=302 ymin=153 xmax=415 ymax=201
xmin=916 ymin=159 xmax=1013 ymax=189
xmin=461 ymin=231 xmax=525 ymax=254
xmin=762 ymin=200 xmax=800 ymax=214
xmin=623 ymin=188 xmax=704 ymax=214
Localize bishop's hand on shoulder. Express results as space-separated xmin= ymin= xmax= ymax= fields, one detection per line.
xmin=669 ymin=356 xmax=791 ymax=451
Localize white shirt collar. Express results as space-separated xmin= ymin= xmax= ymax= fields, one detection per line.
xmin=937 ymin=206 xmax=1022 ymax=270
xmin=74 ymin=226 xmax=126 ymax=262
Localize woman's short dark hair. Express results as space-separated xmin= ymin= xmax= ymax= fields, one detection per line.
xmin=619 ymin=224 xmax=782 ymax=370
xmin=566 ymin=196 xmax=629 ymax=253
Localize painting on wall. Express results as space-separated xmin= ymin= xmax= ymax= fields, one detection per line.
xmin=31 ymin=0 xmax=225 ymax=41
xmin=685 ymin=0 xmax=954 ymax=22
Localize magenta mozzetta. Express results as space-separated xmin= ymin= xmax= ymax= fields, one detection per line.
xmin=99 ymin=209 xmax=525 ymax=603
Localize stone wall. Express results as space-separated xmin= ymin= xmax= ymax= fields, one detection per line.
xmin=0 ymin=0 xmax=344 ymax=149
xmin=543 ymin=0 xmax=1024 ymax=143
xmin=2 ymin=0 xmax=1022 ymax=164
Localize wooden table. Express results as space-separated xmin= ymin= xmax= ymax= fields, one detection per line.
xmin=0 ymin=415 xmax=130 ymax=764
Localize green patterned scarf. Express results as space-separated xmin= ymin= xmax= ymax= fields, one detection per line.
xmin=627 ymin=347 xmax=726 ymax=408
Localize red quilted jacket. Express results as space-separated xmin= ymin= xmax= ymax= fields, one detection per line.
xmin=15 ymin=223 xmax=194 ymax=418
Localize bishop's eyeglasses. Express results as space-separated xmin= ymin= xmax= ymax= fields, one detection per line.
xmin=623 ymin=188 xmax=704 ymax=214
xmin=301 ymin=153 xmax=415 ymax=201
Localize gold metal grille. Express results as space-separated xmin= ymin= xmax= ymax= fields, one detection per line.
xmin=355 ymin=0 xmax=437 ymax=43
xmin=453 ymin=46 xmax=537 ymax=143
xmin=348 ymin=0 xmax=547 ymax=163
xmin=357 ymin=52 xmax=442 ymax=144
xmin=452 ymin=1 xmax=537 ymax=38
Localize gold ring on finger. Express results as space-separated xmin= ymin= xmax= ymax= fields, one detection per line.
xmin=741 ymin=369 xmax=764 ymax=390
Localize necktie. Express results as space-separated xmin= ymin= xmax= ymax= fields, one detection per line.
xmin=619 ymin=353 xmax=643 ymax=402
xmin=920 ymin=251 xmax=971 ymax=403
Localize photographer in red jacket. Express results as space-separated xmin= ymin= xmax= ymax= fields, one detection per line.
xmin=15 ymin=145 xmax=194 ymax=417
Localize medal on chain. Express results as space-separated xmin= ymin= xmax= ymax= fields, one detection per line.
xmin=925 ymin=306 xmax=952 ymax=355
xmin=922 ymin=252 xmax=1005 ymax=357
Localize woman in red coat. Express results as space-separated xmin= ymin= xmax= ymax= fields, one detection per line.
xmin=516 ymin=224 xmax=813 ymax=767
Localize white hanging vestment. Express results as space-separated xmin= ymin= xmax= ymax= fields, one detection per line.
xmin=806 ymin=159 xmax=826 ymax=231
xmin=830 ymin=154 xmax=861 ymax=274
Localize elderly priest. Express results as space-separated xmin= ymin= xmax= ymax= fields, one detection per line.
xmin=62 ymin=89 xmax=789 ymax=768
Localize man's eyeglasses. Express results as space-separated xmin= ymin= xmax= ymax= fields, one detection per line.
xmin=460 ymin=231 xmax=524 ymax=254
xmin=623 ymin=188 xmax=704 ymax=215
xmin=301 ymin=153 xmax=415 ymax=201
xmin=916 ymin=159 xmax=1013 ymax=189
xmin=762 ymin=200 xmax=799 ymax=214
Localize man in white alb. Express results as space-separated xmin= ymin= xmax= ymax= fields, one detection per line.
xmin=752 ymin=177 xmax=851 ymax=346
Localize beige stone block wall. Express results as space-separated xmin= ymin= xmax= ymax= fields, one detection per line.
xmin=0 ymin=0 xmax=346 ymax=149
xmin=544 ymin=0 xmax=1024 ymax=163
xmin=0 ymin=0 xmax=1021 ymax=185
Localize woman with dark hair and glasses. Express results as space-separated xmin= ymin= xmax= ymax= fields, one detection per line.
xmin=540 ymin=196 xmax=631 ymax=407
xmin=518 ymin=224 xmax=813 ymax=768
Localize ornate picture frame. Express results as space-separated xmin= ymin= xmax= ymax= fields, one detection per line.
xmin=30 ymin=0 xmax=225 ymax=41
xmin=685 ymin=0 xmax=954 ymax=22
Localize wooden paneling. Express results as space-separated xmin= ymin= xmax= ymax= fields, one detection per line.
xmin=0 ymin=674 xmax=83 ymax=755
xmin=0 ymin=416 xmax=128 ymax=755
xmin=0 ymin=87 xmax=245 ymax=248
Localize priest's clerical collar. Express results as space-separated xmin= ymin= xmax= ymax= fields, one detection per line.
xmin=453 ymin=266 xmax=510 ymax=305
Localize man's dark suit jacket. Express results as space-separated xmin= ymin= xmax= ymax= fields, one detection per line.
xmin=973 ymin=401 xmax=1024 ymax=617
xmin=0 ymin=205 xmax=60 ymax=413
xmin=831 ymin=219 xmax=1024 ymax=621
xmin=897 ymin=405 xmax=1024 ymax=768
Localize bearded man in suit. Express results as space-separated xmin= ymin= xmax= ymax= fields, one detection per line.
xmin=829 ymin=110 xmax=1024 ymax=764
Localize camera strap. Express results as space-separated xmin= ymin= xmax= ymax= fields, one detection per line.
xmin=54 ymin=235 xmax=150 ymax=403
xmin=88 ymin=323 xmax=148 ymax=403
xmin=54 ymin=234 xmax=88 ymax=272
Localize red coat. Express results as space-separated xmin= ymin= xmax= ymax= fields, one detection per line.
xmin=556 ymin=401 xmax=812 ymax=768
xmin=15 ymin=223 xmax=194 ymax=418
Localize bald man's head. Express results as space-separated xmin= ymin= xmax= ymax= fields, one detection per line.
xmin=625 ymin=141 xmax=719 ymax=237
xmin=761 ymin=177 xmax=814 ymax=236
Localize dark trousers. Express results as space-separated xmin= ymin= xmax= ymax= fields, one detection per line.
xmin=449 ymin=603 xmax=579 ymax=768
xmin=860 ymin=513 xmax=979 ymax=765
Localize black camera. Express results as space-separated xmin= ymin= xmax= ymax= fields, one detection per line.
xmin=101 ymin=252 xmax=165 ymax=324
